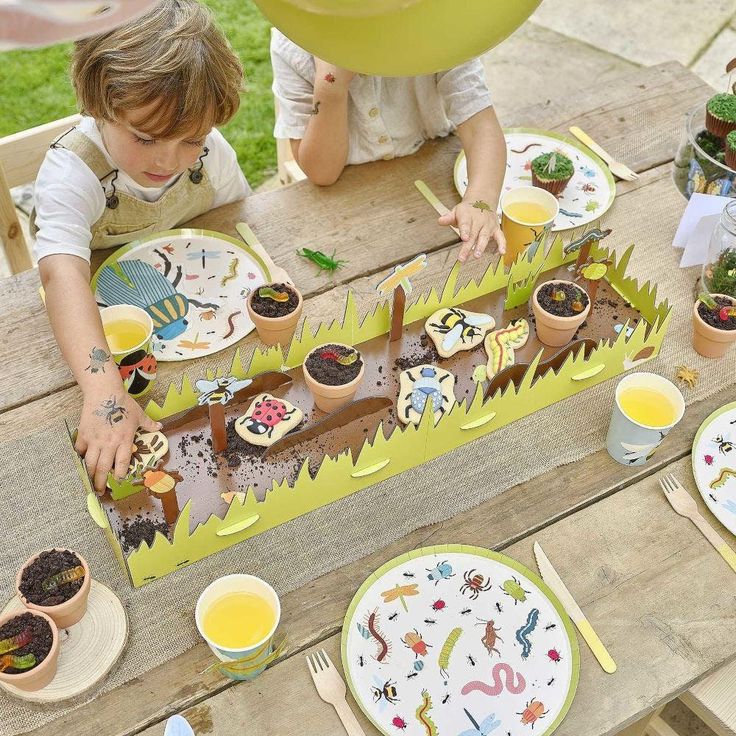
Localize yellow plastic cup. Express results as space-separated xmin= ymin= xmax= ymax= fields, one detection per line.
xmin=195 ymin=575 xmax=281 ymax=681
xmin=500 ymin=187 xmax=559 ymax=267
xmin=100 ymin=304 xmax=157 ymax=398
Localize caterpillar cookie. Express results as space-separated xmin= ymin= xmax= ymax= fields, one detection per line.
xmin=425 ymin=307 xmax=495 ymax=358
xmin=484 ymin=319 xmax=530 ymax=378
xmin=235 ymin=392 xmax=303 ymax=447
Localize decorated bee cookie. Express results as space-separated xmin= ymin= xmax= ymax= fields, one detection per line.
xmin=397 ymin=365 xmax=456 ymax=426
xmin=234 ymin=393 xmax=303 ymax=447
xmin=425 ymin=307 xmax=495 ymax=358
xmin=129 ymin=429 xmax=169 ymax=474
xmin=485 ymin=319 xmax=530 ymax=378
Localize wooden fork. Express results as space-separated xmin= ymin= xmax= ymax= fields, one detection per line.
xmin=569 ymin=126 xmax=639 ymax=182
xmin=306 ymin=649 xmax=367 ymax=736
xmin=660 ymin=474 xmax=736 ymax=573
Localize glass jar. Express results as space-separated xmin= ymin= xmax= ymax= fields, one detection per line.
xmin=673 ymin=103 xmax=736 ymax=200
xmin=703 ymin=199 xmax=736 ymax=298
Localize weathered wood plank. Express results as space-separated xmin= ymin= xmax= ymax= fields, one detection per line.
xmin=0 ymin=161 xmax=671 ymax=440
xmin=0 ymin=62 xmax=707 ymax=414
xmin=135 ymin=454 xmax=736 ymax=736
xmin=26 ymin=388 xmax=731 ymax=736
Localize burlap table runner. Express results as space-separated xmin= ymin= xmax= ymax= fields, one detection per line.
xmin=1 ymin=180 xmax=735 ymax=735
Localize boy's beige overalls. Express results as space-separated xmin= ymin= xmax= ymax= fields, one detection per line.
xmin=31 ymin=127 xmax=215 ymax=250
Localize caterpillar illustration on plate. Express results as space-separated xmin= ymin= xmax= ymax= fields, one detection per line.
xmin=438 ymin=626 xmax=462 ymax=679
xmin=220 ymin=257 xmax=239 ymax=286
xmin=415 ymin=689 xmax=438 ymax=736
xmin=515 ymin=608 xmax=540 ymax=660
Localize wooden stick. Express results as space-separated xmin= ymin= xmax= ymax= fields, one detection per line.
xmin=390 ymin=286 xmax=405 ymax=342
xmin=159 ymin=490 xmax=180 ymax=527
xmin=209 ymin=403 xmax=227 ymax=453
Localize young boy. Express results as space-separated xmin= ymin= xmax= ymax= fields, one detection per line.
xmin=34 ymin=0 xmax=249 ymax=493
xmin=270 ymin=28 xmax=507 ymax=263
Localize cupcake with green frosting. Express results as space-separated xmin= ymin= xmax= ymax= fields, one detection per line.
xmin=531 ymin=151 xmax=574 ymax=195
xmin=705 ymin=93 xmax=736 ymax=138
xmin=726 ymin=130 xmax=736 ymax=171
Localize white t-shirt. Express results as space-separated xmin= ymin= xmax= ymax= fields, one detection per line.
xmin=271 ymin=28 xmax=493 ymax=166
xmin=33 ymin=116 xmax=251 ymax=262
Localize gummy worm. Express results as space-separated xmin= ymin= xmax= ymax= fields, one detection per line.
xmin=42 ymin=565 xmax=85 ymax=592
xmin=515 ymin=608 xmax=540 ymax=660
xmin=438 ymin=626 xmax=462 ymax=679
xmin=223 ymin=310 xmax=241 ymax=339
xmin=0 ymin=627 xmax=32 ymax=655
xmin=367 ymin=610 xmax=389 ymax=662
xmin=415 ymin=690 xmax=438 ymax=736
xmin=461 ymin=662 xmax=527 ymax=696
xmin=0 ymin=653 xmax=35 ymax=672
xmin=510 ymin=143 xmax=541 ymax=154
xmin=220 ymin=257 xmax=239 ymax=287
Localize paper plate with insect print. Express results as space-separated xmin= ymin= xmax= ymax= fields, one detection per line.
xmin=454 ymin=128 xmax=616 ymax=231
xmin=91 ymin=229 xmax=272 ymax=362
xmin=341 ymin=544 xmax=579 ymax=736
xmin=692 ymin=401 xmax=736 ymax=538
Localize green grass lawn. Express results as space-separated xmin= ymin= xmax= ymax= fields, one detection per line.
xmin=0 ymin=0 xmax=277 ymax=187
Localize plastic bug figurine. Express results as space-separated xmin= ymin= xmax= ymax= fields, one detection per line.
xmin=461 ymin=569 xmax=493 ymax=600
xmin=426 ymin=560 xmax=455 ymax=585
xmin=402 ymin=630 xmax=432 ymax=658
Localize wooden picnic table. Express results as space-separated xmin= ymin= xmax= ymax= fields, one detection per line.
xmin=2 ymin=61 xmax=734 ymax=736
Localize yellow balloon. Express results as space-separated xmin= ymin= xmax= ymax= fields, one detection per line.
xmin=279 ymin=0 xmax=421 ymax=16
xmin=255 ymin=0 xmax=542 ymax=77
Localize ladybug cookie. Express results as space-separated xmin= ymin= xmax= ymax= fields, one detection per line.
xmin=234 ymin=393 xmax=303 ymax=447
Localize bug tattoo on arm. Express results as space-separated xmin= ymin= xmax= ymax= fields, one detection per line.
xmin=311 ymin=101 xmax=321 ymax=115
xmin=85 ymin=346 xmax=111 ymax=374
xmin=95 ymin=396 xmax=128 ymax=426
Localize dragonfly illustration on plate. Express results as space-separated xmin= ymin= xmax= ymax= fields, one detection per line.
xmin=458 ymin=707 xmax=501 ymax=736
xmin=186 ymin=248 xmax=222 ymax=269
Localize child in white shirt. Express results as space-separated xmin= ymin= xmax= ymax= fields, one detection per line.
xmin=271 ymin=28 xmax=507 ymax=263
xmin=34 ymin=0 xmax=248 ymax=492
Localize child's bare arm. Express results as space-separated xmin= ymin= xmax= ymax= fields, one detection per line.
xmin=292 ymin=59 xmax=355 ymax=186
xmin=438 ymin=107 xmax=507 ymax=262
xmin=39 ymin=255 xmax=160 ymax=492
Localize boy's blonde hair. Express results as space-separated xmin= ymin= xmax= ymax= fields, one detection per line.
xmin=72 ymin=0 xmax=243 ymax=139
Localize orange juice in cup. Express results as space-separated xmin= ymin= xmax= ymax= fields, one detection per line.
xmin=500 ymin=186 xmax=559 ymax=266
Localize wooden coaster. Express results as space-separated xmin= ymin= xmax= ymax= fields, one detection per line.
xmin=0 ymin=579 xmax=128 ymax=702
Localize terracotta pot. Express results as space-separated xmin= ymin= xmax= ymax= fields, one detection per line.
xmin=247 ymin=285 xmax=303 ymax=347
xmin=302 ymin=343 xmax=365 ymax=413
xmin=0 ymin=610 xmax=59 ymax=691
xmin=531 ymin=280 xmax=591 ymax=347
xmin=16 ymin=549 xmax=91 ymax=629
xmin=692 ymin=294 xmax=736 ymax=358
